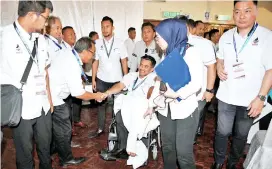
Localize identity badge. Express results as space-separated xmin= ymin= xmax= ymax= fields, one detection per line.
xmin=232 ymin=61 xmax=245 ymax=79
xmin=34 ymin=74 xmax=46 ymax=95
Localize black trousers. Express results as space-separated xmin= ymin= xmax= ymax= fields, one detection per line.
xmin=64 ymin=95 xmax=82 ymax=123
xmin=52 ymin=103 xmax=74 ymax=163
xmin=12 ymin=109 xmax=52 ymax=169
xmin=96 ymin=78 xmax=118 ymax=130
xmin=115 ymin=111 xmax=128 ymax=150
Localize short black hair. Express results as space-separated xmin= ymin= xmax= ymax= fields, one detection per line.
xmin=89 ymin=31 xmax=98 ymax=39
xmin=62 ymin=26 xmax=73 ymax=34
xmin=141 ymin=55 xmax=156 ymax=67
xmin=101 ymin=16 xmax=113 ymax=25
xmin=234 ymin=0 xmax=258 ymax=6
xmin=141 ymin=22 xmax=155 ymax=32
xmin=128 ymin=27 xmax=136 ymax=33
xmin=209 ymin=29 xmax=219 ymax=38
xmin=195 ymin=20 xmax=204 ymax=26
xmin=74 ymin=37 xmax=95 ymax=53
xmin=18 ymin=0 xmax=53 ymax=17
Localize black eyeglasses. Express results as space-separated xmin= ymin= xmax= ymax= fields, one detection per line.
xmin=145 ymin=48 xmax=148 ymax=53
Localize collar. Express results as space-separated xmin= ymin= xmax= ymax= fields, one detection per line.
xmin=73 ymin=49 xmax=83 ymax=65
xmin=15 ymin=20 xmax=39 ymax=42
xmin=103 ymin=36 xmax=114 ymax=44
xmin=235 ymin=22 xmax=257 ymax=38
xmin=144 ymin=40 xmax=155 ymax=49
xmin=47 ymin=34 xmax=62 ymax=44
xmin=63 ymin=41 xmax=73 ymax=49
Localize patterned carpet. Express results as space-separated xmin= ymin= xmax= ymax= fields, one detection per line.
xmin=1 ymin=105 xmax=245 ymax=169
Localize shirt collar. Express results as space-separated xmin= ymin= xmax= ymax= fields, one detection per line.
xmin=63 ymin=41 xmax=73 ymax=49
xmin=47 ymin=34 xmax=62 ymax=44
xmin=144 ymin=40 xmax=155 ymax=49
xmin=103 ymin=36 xmax=114 ymax=44
xmin=15 ymin=20 xmax=39 ymax=42
xmin=72 ymin=49 xmax=83 ymax=66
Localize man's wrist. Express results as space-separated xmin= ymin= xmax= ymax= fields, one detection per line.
xmin=206 ymin=88 xmax=215 ymax=94
xmin=257 ymin=94 xmax=266 ymax=101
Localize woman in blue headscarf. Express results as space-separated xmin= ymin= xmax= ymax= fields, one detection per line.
xmin=148 ymin=18 xmax=203 ymax=169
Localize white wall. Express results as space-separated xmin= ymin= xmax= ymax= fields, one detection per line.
xmin=0 ymin=0 xmax=144 ymax=41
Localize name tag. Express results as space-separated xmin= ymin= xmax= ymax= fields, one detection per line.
xmin=232 ymin=61 xmax=245 ymax=79
xmin=34 ymin=74 xmax=46 ymax=95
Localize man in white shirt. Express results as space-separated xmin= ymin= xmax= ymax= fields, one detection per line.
xmin=90 ymin=16 xmax=128 ymax=138
xmin=211 ymin=1 xmax=272 ymax=169
xmin=99 ymin=55 xmax=156 ymax=160
xmin=124 ymin=27 xmax=136 ymax=70
xmin=195 ymin=20 xmax=205 ymax=37
xmin=130 ymin=22 xmax=161 ymax=72
xmin=209 ymin=29 xmax=220 ymax=52
xmin=45 ymin=16 xmax=65 ymax=61
xmin=62 ymin=26 xmax=87 ymax=129
xmin=0 ymin=1 xmax=53 ymax=169
xmin=177 ymin=16 xmax=217 ymax=140
xmin=49 ymin=37 xmax=103 ymax=166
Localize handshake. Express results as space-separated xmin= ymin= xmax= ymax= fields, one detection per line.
xmin=94 ymin=91 xmax=111 ymax=102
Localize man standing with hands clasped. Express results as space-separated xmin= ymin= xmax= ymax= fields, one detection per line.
xmin=211 ymin=1 xmax=272 ymax=169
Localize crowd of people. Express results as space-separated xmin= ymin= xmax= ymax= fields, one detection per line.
xmin=1 ymin=0 xmax=272 ymax=169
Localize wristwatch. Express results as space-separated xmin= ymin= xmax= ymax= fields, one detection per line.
xmin=206 ymin=88 xmax=215 ymax=94
xmin=257 ymin=95 xmax=266 ymax=101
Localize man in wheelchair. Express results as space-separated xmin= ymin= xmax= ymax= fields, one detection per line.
xmin=99 ymin=55 xmax=159 ymax=163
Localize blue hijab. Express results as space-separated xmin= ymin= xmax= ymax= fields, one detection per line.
xmin=155 ymin=18 xmax=188 ymax=56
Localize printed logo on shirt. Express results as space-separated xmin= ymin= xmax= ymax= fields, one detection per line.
xmin=100 ymin=45 xmax=104 ymax=50
xmin=15 ymin=44 xmax=22 ymax=53
xmin=132 ymin=53 xmax=137 ymax=57
xmin=252 ymin=37 xmax=259 ymax=46
xmin=150 ymin=49 xmax=156 ymax=54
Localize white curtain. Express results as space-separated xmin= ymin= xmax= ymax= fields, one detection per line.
xmin=0 ymin=1 xmax=144 ymax=41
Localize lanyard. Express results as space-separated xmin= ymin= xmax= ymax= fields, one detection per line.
xmin=13 ymin=22 xmax=39 ymax=71
xmin=132 ymin=76 xmax=147 ymax=91
xmin=233 ymin=23 xmax=258 ymax=62
xmin=71 ymin=49 xmax=89 ymax=83
xmin=103 ymin=37 xmax=114 ymax=58
xmin=45 ymin=34 xmax=62 ymax=50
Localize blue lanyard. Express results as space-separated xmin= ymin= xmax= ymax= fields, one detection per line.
xmin=45 ymin=34 xmax=62 ymax=50
xmin=233 ymin=23 xmax=258 ymax=62
xmin=132 ymin=77 xmax=147 ymax=91
xmin=71 ymin=49 xmax=89 ymax=83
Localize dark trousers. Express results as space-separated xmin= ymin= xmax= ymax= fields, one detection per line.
xmin=158 ymin=107 xmax=198 ymax=169
xmin=96 ymin=78 xmax=118 ymax=130
xmin=12 ymin=109 xmax=52 ymax=169
xmin=52 ymin=103 xmax=73 ymax=163
xmin=196 ymin=100 xmax=207 ymax=135
xmin=64 ymin=95 xmax=82 ymax=123
xmin=115 ymin=111 xmax=128 ymax=150
xmin=214 ymin=100 xmax=254 ymax=165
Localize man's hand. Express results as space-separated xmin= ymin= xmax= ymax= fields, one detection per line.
xmin=202 ymin=91 xmax=214 ymax=102
xmin=94 ymin=92 xmax=105 ymax=102
xmin=92 ymin=80 xmax=96 ymax=92
xmin=217 ymin=62 xmax=228 ymax=81
xmin=143 ymin=107 xmax=154 ymax=119
xmin=248 ymin=97 xmax=264 ymax=118
xmin=163 ymin=84 xmax=178 ymax=99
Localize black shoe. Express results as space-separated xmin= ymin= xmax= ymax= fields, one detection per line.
xmin=60 ymin=157 xmax=86 ymax=167
xmin=88 ymin=130 xmax=104 ymax=138
xmin=113 ymin=149 xmax=129 ymax=159
xmin=227 ymin=162 xmax=237 ymax=169
xmin=210 ymin=163 xmax=223 ymax=169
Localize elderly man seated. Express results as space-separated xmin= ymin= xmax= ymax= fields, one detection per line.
xmin=99 ymin=55 xmax=159 ymax=167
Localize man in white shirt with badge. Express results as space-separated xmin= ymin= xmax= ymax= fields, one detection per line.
xmin=90 ymin=16 xmax=128 ymax=138
xmin=130 ymin=22 xmax=161 ymax=72
xmin=48 ymin=37 xmax=104 ymax=166
xmin=45 ymin=16 xmax=65 ymax=61
xmin=211 ymin=1 xmax=272 ymax=169
xmin=124 ymin=27 xmax=136 ymax=71
xmin=177 ymin=16 xmax=217 ymax=141
xmin=0 ymin=1 xmax=53 ymax=169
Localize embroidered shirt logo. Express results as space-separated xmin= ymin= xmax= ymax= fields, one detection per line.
xmin=252 ymin=37 xmax=259 ymax=46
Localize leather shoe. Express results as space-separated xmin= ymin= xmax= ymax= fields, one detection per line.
xmin=99 ymin=149 xmax=128 ymax=161
xmin=74 ymin=121 xmax=87 ymax=128
xmin=88 ymin=130 xmax=104 ymax=138
xmin=112 ymin=149 xmax=129 ymax=159
xmin=60 ymin=157 xmax=86 ymax=167
xmin=210 ymin=163 xmax=223 ymax=169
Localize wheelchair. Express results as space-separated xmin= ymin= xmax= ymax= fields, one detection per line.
xmin=103 ymin=111 xmax=161 ymax=163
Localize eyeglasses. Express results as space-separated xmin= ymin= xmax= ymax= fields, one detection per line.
xmin=145 ymin=48 xmax=148 ymax=54
xmin=87 ymin=49 xmax=95 ymax=54
xmin=37 ymin=13 xmax=49 ymax=22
